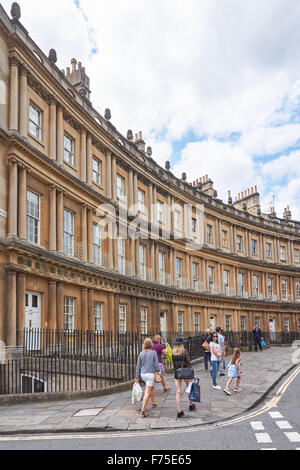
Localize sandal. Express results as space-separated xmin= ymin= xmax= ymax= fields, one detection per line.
xmin=163 ymin=387 xmax=171 ymax=392
xmin=140 ymin=410 xmax=148 ymax=417
xmin=152 ymin=403 xmax=158 ymax=408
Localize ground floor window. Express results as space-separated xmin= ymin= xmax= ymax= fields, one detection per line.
xmin=140 ymin=308 xmax=148 ymax=334
xmin=240 ymin=316 xmax=246 ymax=332
xmin=178 ymin=312 xmax=183 ymax=333
xmin=64 ymin=297 xmax=75 ymax=331
xmin=194 ymin=313 xmax=199 ymax=333
xmin=94 ymin=302 xmax=103 ymax=332
xmin=284 ymin=318 xmax=290 ymax=333
xmin=119 ymin=305 xmax=126 ymax=333
xmin=225 ymin=316 xmax=231 ymax=332
xmin=255 ymin=317 xmax=261 ymax=328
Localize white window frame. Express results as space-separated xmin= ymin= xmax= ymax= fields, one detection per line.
xmin=294 ymin=249 xmax=299 ymax=264
xmin=94 ymin=302 xmax=103 ymax=332
xmin=177 ymin=312 xmax=183 ymax=334
xmin=27 ymin=190 xmax=40 ymax=245
xmin=192 ymin=262 xmax=198 ymax=290
xmin=93 ymin=223 xmax=102 ymax=266
xmin=281 ymin=279 xmax=287 ymax=300
xmin=64 ymin=297 xmax=75 ymax=331
xmin=255 ymin=316 xmax=261 ymax=328
xmin=239 ymin=272 xmax=245 ymax=296
xmin=92 ymin=157 xmax=101 ymax=186
xmin=206 ymin=224 xmax=213 ymax=243
xmin=280 ymin=246 xmax=286 ymax=261
xmin=208 ymin=266 xmax=214 ymax=291
xmin=237 ymin=235 xmax=243 ymax=252
xmin=266 ymin=243 xmax=272 ymax=258
xmin=176 ymin=258 xmax=182 ymax=287
xmin=29 ymin=103 xmax=42 ymax=141
xmin=174 ymin=209 xmax=181 ymax=231
xmin=284 ymin=318 xmax=290 ymax=333
xmin=225 ymin=315 xmax=231 ymax=332
xmin=296 ymin=281 xmax=300 ymax=301
xmin=140 ymin=308 xmax=148 ymax=334
xmin=119 ymin=304 xmax=127 ymax=333
xmin=117 ymin=175 xmax=125 ymax=201
xmin=241 ymin=316 xmax=246 ymax=332
xmin=194 ymin=313 xmax=199 ymax=333
xmin=117 ymin=238 xmax=125 ymax=275
xmin=192 ymin=218 xmax=197 ymax=236
xmin=158 ymin=252 xmax=165 ymax=285
xmin=253 ymin=275 xmax=259 ymax=299
xmin=139 ymin=245 xmax=146 ymax=280
xmin=267 ymin=277 xmax=273 ymax=299
xmin=64 ymin=134 xmax=75 ymax=167
xmin=157 ymin=201 xmax=164 ymax=223
xmin=138 ymin=189 xmax=145 ymax=213
xmin=222 ymin=230 xmax=228 ymax=248
xmin=252 ymin=239 xmax=257 ymax=255
xmin=224 ymin=270 xmax=229 ymax=288
xmin=63 ymin=209 xmax=74 ymax=257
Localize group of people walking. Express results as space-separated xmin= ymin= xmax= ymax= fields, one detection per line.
xmin=135 ymin=323 xmax=264 ymax=418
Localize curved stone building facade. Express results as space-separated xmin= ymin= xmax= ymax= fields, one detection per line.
xmin=0 ymin=3 xmax=300 ymax=347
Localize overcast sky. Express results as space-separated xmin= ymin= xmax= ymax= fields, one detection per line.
xmin=3 ymin=0 xmax=300 ymax=219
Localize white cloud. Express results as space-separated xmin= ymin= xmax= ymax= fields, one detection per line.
xmin=2 ymin=0 xmax=300 ymax=219
xmin=172 ymin=140 xmax=264 ymax=203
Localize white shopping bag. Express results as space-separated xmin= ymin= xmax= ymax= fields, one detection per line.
xmin=132 ymin=382 xmax=143 ymax=404
xmin=185 ymin=380 xmax=196 ymax=394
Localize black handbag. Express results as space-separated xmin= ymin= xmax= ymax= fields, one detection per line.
xmin=175 ymin=367 xmax=194 ymax=379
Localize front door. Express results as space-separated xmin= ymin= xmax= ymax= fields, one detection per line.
xmin=269 ymin=318 xmax=276 ymax=341
xmin=210 ymin=315 xmax=216 ymax=331
xmin=25 ymin=292 xmax=41 ymax=350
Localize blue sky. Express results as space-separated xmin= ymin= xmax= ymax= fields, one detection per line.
xmin=2 ymin=0 xmax=300 ymax=219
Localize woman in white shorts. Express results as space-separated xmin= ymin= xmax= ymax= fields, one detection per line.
xmin=135 ymin=338 xmax=160 ymax=417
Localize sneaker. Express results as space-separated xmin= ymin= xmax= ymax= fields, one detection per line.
xmin=220 ymin=373 xmax=225 ymax=376
xmin=234 ymin=388 xmax=242 ymax=392
xmin=223 ymin=389 xmax=232 ymax=396
xmin=189 ymin=404 xmax=196 ymax=411
xmin=213 ymin=385 xmax=222 ymax=390
xmin=177 ymin=411 xmax=184 ymax=418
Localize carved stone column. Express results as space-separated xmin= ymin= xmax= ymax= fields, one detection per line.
xmin=49 ymin=185 xmax=57 ymax=251
xmin=16 ymin=273 xmax=26 ymax=346
xmin=8 ymin=158 xmax=18 ymax=237
xmin=81 ymin=204 xmax=87 ymax=262
xmin=9 ymin=56 xmax=19 ymax=132
xmin=87 ymin=207 xmax=94 ymax=263
xmin=18 ymin=164 xmax=27 ymax=239
xmin=49 ymin=99 xmax=57 ymax=160
xmin=57 ymin=106 xmax=64 ymax=165
xmin=111 ymin=154 xmax=117 ymax=202
xmin=48 ymin=281 xmax=57 ymax=330
xmin=19 ymin=65 xmax=28 ymax=138
xmin=88 ymin=289 xmax=94 ymax=331
xmin=56 ymin=190 xmax=64 ymax=253
xmin=6 ymin=271 xmax=17 ymax=347
xmin=57 ymin=282 xmax=64 ymax=330
xmin=80 ymin=129 xmax=87 ymax=182
xmin=81 ymin=288 xmax=88 ymax=330
xmin=106 ymin=150 xmax=112 ymax=199
xmin=87 ymin=133 xmax=93 ymax=186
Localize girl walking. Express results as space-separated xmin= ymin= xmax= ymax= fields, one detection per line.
xmin=135 ymin=338 xmax=161 ymax=417
xmin=224 ymin=348 xmax=243 ymax=395
xmin=172 ymin=337 xmax=196 ymax=418
xmin=209 ymin=332 xmax=222 ymax=390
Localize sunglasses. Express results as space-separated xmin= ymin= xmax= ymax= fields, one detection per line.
xmin=212 ymin=335 xmax=218 ymax=338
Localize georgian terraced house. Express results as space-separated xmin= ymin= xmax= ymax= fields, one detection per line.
xmin=0 ymin=2 xmax=300 ymax=351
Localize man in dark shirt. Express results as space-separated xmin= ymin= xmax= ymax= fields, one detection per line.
xmin=253 ymin=324 xmax=262 ymax=352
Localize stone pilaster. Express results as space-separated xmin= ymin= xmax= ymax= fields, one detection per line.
xmin=16 ymin=273 xmax=26 ymax=346
xmin=80 ymin=129 xmax=87 ymax=182
xmin=57 ymin=106 xmax=64 ymax=165
xmin=18 ymin=164 xmax=27 ymax=239
xmin=6 ymin=271 xmax=17 ymax=347
xmin=49 ymin=185 xmax=57 ymax=251
xmin=49 ymin=99 xmax=57 ymax=160
xmin=48 ymin=281 xmax=57 ymax=330
xmin=81 ymin=204 xmax=87 ymax=262
xmin=9 ymin=56 xmax=19 ymax=132
xmin=106 ymin=150 xmax=112 ymax=200
xmin=56 ymin=190 xmax=64 ymax=253
xmin=8 ymin=158 xmax=18 ymax=237
xmin=19 ymin=65 xmax=28 ymax=138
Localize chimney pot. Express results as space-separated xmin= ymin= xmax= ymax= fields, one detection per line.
xmin=71 ymin=58 xmax=77 ymax=72
xmin=66 ymin=67 xmax=70 ymax=76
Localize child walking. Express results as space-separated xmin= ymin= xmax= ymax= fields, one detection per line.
xmin=223 ymin=348 xmax=242 ymax=395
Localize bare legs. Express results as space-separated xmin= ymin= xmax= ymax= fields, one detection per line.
xmin=141 ymin=385 xmax=155 ymax=414
xmin=175 ymin=379 xmax=193 ymax=413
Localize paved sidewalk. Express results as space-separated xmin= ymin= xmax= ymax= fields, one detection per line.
xmin=0 ymin=347 xmax=296 ymax=434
